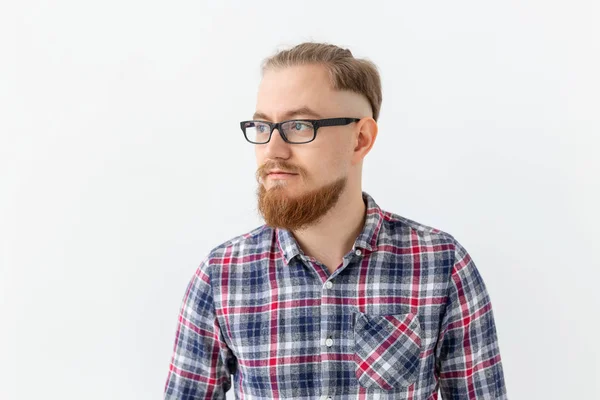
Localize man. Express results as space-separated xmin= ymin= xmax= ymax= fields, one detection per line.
xmin=164 ymin=42 xmax=507 ymax=399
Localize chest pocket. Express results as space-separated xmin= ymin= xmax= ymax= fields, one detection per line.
xmin=353 ymin=311 xmax=423 ymax=390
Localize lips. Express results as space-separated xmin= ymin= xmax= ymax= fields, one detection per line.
xmin=265 ymin=171 xmax=299 ymax=181
xmin=268 ymin=171 xmax=297 ymax=175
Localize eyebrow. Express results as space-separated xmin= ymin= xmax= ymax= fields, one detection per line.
xmin=252 ymin=107 xmax=324 ymax=121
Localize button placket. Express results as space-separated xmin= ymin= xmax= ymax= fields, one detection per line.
xmin=320 ymin=265 xmax=342 ymax=398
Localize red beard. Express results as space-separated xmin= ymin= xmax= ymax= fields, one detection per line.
xmin=256 ymin=176 xmax=347 ymax=231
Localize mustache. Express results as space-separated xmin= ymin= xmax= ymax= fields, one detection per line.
xmin=255 ymin=161 xmax=304 ymax=181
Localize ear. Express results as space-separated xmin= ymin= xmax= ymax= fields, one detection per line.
xmin=351 ymin=117 xmax=378 ymax=165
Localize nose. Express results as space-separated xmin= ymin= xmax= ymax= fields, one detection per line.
xmin=261 ymin=127 xmax=291 ymax=159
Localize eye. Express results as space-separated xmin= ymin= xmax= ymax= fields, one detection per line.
xmin=293 ymin=122 xmax=310 ymax=131
xmin=253 ymin=123 xmax=270 ymax=133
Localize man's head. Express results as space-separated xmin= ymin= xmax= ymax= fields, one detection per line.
xmin=251 ymin=42 xmax=381 ymax=230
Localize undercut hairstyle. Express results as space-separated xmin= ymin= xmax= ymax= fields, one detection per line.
xmin=262 ymin=42 xmax=383 ymax=121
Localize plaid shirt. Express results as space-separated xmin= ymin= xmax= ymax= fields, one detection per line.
xmin=164 ymin=192 xmax=507 ymax=399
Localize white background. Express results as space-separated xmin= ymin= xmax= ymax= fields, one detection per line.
xmin=1 ymin=1 xmax=599 ymax=399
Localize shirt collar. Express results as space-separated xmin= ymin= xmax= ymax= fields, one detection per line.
xmin=275 ymin=191 xmax=384 ymax=265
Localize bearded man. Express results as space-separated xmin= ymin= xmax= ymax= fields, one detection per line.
xmin=164 ymin=42 xmax=507 ymax=400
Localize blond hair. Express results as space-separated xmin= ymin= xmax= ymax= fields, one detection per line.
xmin=262 ymin=42 xmax=383 ymax=121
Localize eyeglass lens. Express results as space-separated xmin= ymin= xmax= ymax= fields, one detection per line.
xmin=244 ymin=120 xmax=315 ymax=143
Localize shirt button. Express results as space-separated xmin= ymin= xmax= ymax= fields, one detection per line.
xmin=355 ymin=249 xmax=362 ymax=256
xmin=324 ymin=281 xmax=333 ymax=289
xmin=325 ymin=337 xmax=334 ymax=347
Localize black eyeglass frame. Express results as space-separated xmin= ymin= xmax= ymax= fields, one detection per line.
xmin=240 ymin=117 xmax=361 ymax=144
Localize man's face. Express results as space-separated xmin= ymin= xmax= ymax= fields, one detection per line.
xmin=253 ymin=64 xmax=366 ymax=230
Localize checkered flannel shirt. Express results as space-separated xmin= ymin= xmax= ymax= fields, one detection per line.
xmin=164 ymin=192 xmax=507 ymax=399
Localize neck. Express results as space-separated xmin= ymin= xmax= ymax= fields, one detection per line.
xmin=291 ymin=186 xmax=367 ymax=274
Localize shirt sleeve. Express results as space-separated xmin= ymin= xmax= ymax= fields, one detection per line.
xmin=164 ymin=257 xmax=233 ymax=399
xmin=436 ymin=239 xmax=508 ymax=399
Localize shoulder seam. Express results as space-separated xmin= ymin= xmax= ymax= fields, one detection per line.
xmin=208 ymin=224 xmax=271 ymax=254
xmin=382 ymin=211 xmax=456 ymax=241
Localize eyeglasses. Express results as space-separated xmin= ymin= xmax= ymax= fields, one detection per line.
xmin=240 ymin=117 xmax=361 ymax=144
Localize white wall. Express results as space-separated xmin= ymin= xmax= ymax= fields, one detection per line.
xmin=1 ymin=1 xmax=598 ymax=399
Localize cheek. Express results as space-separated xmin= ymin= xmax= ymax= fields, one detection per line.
xmin=255 ymin=146 xmax=265 ymax=164
xmin=321 ymin=143 xmax=352 ymax=172
xmin=305 ymin=156 xmax=342 ymax=184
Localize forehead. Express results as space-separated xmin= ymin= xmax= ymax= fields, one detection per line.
xmin=256 ymin=64 xmax=339 ymax=119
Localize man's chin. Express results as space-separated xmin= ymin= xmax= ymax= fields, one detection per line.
xmin=262 ymin=183 xmax=301 ymax=197
xmin=256 ymin=176 xmax=347 ymax=231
